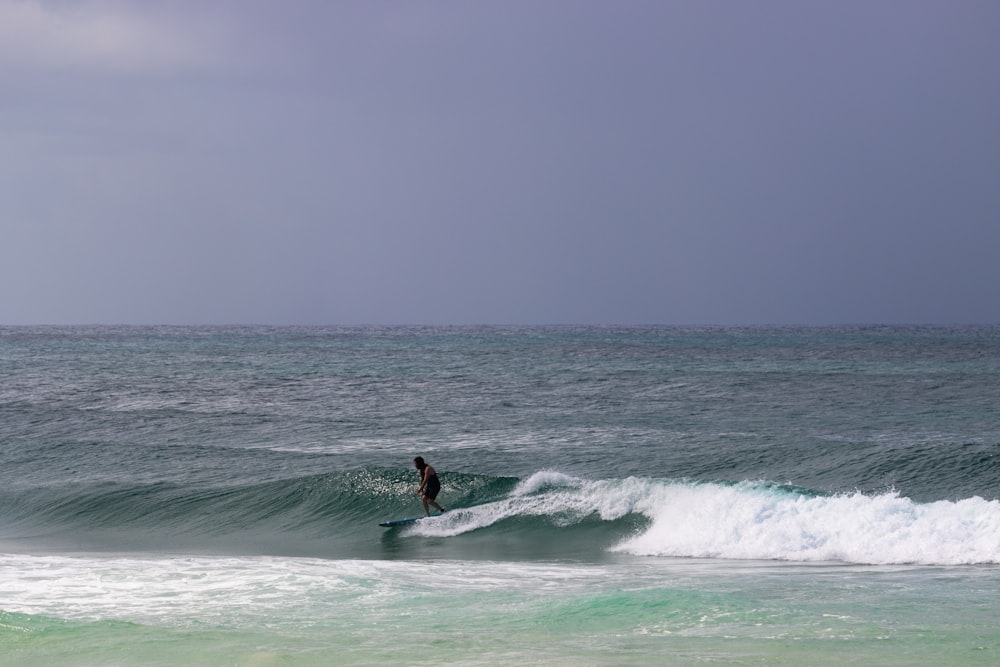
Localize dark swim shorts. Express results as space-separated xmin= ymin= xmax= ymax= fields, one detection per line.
xmin=424 ymin=475 xmax=441 ymax=500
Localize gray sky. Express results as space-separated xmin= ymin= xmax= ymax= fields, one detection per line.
xmin=2 ymin=0 xmax=998 ymax=325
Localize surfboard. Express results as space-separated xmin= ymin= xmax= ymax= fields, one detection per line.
xmin=379 ymin=513 xmax=444 ymax=527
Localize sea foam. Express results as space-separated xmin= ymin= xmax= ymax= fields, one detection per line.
xmin=411 ymin=471 xmax=1000 ymax=565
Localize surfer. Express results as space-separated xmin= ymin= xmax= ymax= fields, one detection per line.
xmin=413 ymin=456 xmax=446 ymax=516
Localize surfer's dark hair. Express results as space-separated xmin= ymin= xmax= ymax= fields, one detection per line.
xmin=414 ymin=456 xmax=426 ymax=469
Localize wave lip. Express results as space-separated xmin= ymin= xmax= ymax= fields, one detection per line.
xmin=612 ymin=480 xmax=1000 ymax=565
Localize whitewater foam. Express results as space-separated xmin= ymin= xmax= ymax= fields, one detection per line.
xmin=410 ymin=471 xmax=1000 ymax=565
xmin=0 ymin=554 xmax=614 ymax=625
xmin=615 ymin=481 xmax=1000 ymax=565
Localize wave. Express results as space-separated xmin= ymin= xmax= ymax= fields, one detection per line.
xmin=407 ymin=471 xmax=1000 ymax=566
xmin=3 ymin=470 xmax=997 ymax=565
xmin=0 ymin=469 xmax=517 ymax=551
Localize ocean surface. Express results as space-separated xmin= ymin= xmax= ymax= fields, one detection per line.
xmin=1 ymin=325 xmax=998 ymax=666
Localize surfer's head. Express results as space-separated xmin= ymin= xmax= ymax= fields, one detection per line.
xmin=413 ymin=456 xmax=426 ymax=470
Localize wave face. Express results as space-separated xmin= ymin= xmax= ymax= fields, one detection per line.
xmin=6 ymin=469 xmax=995 ymax=565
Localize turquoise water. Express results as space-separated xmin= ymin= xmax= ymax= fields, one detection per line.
xmin=2 ymin=556 xmax=998 ymax=666
xmin=1 ymin=326 xmax=999 ymax=665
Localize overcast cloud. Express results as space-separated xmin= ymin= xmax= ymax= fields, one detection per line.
xmin=2 ymin=0 xmax=998 ymax=325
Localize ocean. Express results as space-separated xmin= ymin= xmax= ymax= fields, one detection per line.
xmin=1 ymin=325 xmax=998 ymax=665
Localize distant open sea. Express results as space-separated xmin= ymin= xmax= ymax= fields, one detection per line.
xmin=1 ymin=325 xmax=998 ymax=665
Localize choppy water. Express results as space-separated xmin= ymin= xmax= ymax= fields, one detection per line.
xmin=1 ymin=326 xmax=998 ymax=665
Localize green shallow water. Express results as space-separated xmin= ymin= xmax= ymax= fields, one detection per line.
xmin=2 ymin=555 xmax=998 ymax=666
